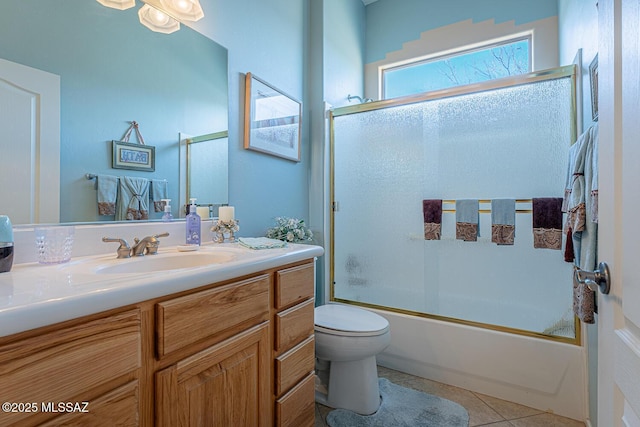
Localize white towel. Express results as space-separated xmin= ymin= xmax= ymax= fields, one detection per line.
xmin=116 ymin=176 xmax=149 ymax=221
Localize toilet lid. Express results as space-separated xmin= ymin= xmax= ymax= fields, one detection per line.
xmin=315 ymin=304 xmax=389 ymax=337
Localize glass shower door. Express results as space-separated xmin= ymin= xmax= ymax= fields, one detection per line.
xmin=331 ymin=67 xmax=577 ymax=341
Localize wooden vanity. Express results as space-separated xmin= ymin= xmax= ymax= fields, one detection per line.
xmin=0 ymin=257 xmax=317 ymax=426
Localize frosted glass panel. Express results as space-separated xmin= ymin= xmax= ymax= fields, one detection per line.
xmin=332 ymin=75 xmax=576 ymax=339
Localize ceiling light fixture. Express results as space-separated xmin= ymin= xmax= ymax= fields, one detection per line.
xmin=96 ymin=0 xmax=204 ymax=34
xmin=96 ymin=0 xmax=136 ymax=10
xmin=138 ymin=4 xmax=180 ymax=34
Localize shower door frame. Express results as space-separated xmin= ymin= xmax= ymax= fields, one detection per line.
xmin=329 ymin=65 xmax=580 ymax=345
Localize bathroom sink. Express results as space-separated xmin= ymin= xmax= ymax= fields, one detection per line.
xmin=95 ymin=251 xmax=237 ymax=274
xmin=58 ymin=249 xmax=241 ymax=276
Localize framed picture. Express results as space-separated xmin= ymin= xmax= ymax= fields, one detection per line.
xmin=244 ymin=72 xmax=302 ymax=162
xmin=112 ymin=140 xmax=155 ymax=171
xmin=589 ymin=54 xmax=598 ymax=122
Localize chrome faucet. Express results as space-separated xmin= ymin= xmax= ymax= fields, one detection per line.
xmin=131 ymin=232 xmax=170 ymax=256
xmin=102 ymin=237 xmax=132 ymax=259
xmin=103 ymin=232 xmax=169 ymax=258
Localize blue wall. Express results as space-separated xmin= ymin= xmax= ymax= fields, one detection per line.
xmin=366 ymin=0 xmax=558 ymax=63
xmin=0 ymin=0 xmax=228 ymax=223
xmin=190 ymin=0 xmax=311 ymax=238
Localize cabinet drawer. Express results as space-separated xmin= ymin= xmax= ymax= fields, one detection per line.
xmin=275 ymin=373 xmax=315 ymax=427
xmin=275 ymin=262 xmax=314 ymax=309
xmin=41 ymin=380 xmax=139 ymax=427
xmin=275 ymin=298 xmax=315 ymax=353
xmin=0 ymin=310 xmax=141 ymax=427
xmin=156 ymin=274 xmax=270 ymax=357
xmin=275 ymin=335 xmax=315 ymax=396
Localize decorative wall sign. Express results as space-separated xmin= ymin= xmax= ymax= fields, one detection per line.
xmin=112 ymin=140 xmax=155 ymax=171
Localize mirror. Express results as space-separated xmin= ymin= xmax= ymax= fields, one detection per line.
xmin=0 ymin=0 xmax=228 ymax=225
xmin=186 ymin=131 xmax=229 ymax=210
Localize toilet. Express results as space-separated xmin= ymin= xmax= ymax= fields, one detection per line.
xmin=314 ymin=303 xmax=391 ymax=415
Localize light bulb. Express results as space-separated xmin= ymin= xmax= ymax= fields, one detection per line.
xmin=150 ymin=8 xmax=170 ymax=25
xmin=138 ymin=4 xmax=180 ymax=34
xmin=160 ymin=0 xmax=204 ymax=21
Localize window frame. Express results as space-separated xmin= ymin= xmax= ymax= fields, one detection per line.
xmin=380 ymin=34 xmax=533 ymax=100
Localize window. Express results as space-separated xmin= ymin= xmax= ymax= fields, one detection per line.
xmin=382 ymin=37 xmax=531 ymax=99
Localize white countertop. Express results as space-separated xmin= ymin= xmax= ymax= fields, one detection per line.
xmin=0 ymin=242 xmax=324 ymax=337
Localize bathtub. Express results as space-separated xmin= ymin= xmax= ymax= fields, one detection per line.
xmin=369 ymin=306 xmax=587 ymax=422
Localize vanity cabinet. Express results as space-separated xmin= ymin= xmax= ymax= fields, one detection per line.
xmin=156 ymin=322 xmax=271 ymax=427
xmin=0 ymin=309 xmax=142 ymax=427
xmin=0 ymin=257 xmax=317 ymax=427
xmin=154 ymin=274 xmax=272 ymax=427
xmin=273 ymin=263 xmax=316 ymax=427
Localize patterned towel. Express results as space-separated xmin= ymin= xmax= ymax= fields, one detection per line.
xmin=116 ymin=176 xmax=149 ymax=221
xmin=96 ymin=175 xmax=118 ymax=216
xmin=422 ymin=200 xmax=442 ymax=240
xmin=532 ymin=198 xmax=563 ymax=249
xmin=491 ymin=199 xmax=515 ymax=245
xmin=456 ymin=199 xmax=479 ymax=242
xmin=150 ymin=179 xmax=168 ymax=212
xmin=238 ymin=237 xmax=287 ymax=250
xmin=573 ymin=267 xmax=595 ymax=324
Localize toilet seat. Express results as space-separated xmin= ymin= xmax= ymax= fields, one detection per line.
xmin=315 ymin=304 xmax=389 ymax=337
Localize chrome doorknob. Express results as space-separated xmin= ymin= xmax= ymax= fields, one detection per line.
xmin=575 ymin=262 xmax=611 ymax=295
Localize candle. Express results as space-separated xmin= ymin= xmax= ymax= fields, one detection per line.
xmin=196 ymin=206 xmax=210 ymax=219
xmin=219 ymin=206 xmax=235 ymax=222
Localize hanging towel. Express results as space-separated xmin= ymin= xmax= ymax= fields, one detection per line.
xmin=491 ymin=199 xmax=515 ymax=245
xmin=116 ymin=176 xmax=149 ymax=221
xmin=590 ymin=124 xmax=599 ymax=223
xmin=562 ymin=124 xmax=599 ymax=267
xmin=455 ymin=199 xmax=479 ymax=242
xmin=95 ymin=174 xmax=118 ymax=216
xmin=422 ymin=199 xmax=442 ymax=240
xmin=150 ymin=179 xmax=169 ymax=212
xmin=565 ymin=123 xmax=598 ymax=323
xmin=573 ymin=267 xmax=596 ymax=324
xmin=562 ymin=140 xmax=584 ymax=262
xmin=562 ymin=130 xmax=588 ymax=262
xmin=532 ymin=198 xmax=563 ymax=249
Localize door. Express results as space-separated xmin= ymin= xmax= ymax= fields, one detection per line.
xmin=0 ymin=58 xmax=60 ymax=224
xmin=598 ymin=0 xmax=640 ymax=425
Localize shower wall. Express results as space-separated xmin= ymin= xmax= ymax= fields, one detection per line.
xmin=331 ymin=68 xmax=576 ymax=339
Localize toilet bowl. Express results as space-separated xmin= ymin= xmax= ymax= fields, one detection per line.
xmin=314 ymin=304 xmax=391 ymax=415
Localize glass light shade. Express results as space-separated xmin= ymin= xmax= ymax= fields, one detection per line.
xmin=138 ymin=4 xmax=180 ymax=34
xmin=96 ymin=0 xmax=136 ymax=10
xmin=160 ymin=0 xmax=204 ymax=21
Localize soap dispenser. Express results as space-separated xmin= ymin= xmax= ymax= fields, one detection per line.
xmin=161 ymin=199 xmax=173 ymax=222
xmin=185 ymin=198 xmax=201 ymax=245
xmin=0 ymin=215 xmax=14 ymax=273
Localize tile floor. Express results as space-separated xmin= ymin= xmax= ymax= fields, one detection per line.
xmin=315 ymin=366 xmax=586 ymax=427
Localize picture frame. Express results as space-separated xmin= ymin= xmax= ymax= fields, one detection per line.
xmin=112 ymin=140 xmax=155 ymax=172
xmin=589 ymin=53 xmax=598 ymax=122
xmin=244 ymin=72 xmax=302 ymax=162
